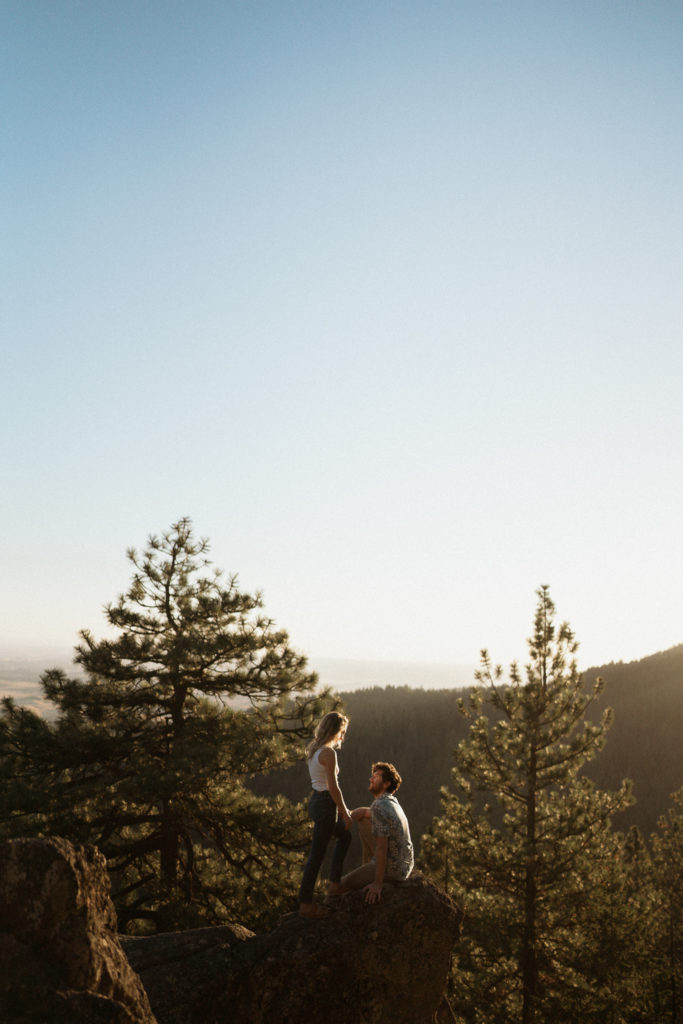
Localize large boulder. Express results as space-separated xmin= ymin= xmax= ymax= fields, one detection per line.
xmin=0 ymin=835 xmax=460 ymax=1024
xmin=0 ymin=837 xmax=155 ymax=1024
xmin=123 ymin=872 xmax=461 ymax=1024
xmin=120 ymin=923 xmax=255 ymax=1022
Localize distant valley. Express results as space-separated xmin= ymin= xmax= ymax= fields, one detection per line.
xmin=0 ymin=649 xmax=477 ymax=711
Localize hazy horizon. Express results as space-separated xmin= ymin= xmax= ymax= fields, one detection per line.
xmin=2 ymin=639 xmax=678 ymax=701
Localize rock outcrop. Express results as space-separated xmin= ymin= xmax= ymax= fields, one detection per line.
xmin=1 ymin=836 xmax=460 ymax=1024
xmin=0 ymin=837 xmax=155 ymax=1024
xmin=123 ymin=873 xmax=461 ymax=1024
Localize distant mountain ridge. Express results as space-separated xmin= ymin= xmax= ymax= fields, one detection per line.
xmin=580 ymin=643 xmax=683 ymax=832
xmin=250 ymin=644 xmax=683 ymax=850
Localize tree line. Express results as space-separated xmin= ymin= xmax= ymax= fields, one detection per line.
xmin=252 ymin=646 xmax=683 ymax=858
xmin=1 ymin=520 xmax=680 ymax=1023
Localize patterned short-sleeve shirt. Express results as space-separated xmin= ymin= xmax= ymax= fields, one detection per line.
xmin=371 ymin=793 xmax=414 ymax=880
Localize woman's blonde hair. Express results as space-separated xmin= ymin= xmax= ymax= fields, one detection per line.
xmin=305 ymin=711 xmax=349 ymax=760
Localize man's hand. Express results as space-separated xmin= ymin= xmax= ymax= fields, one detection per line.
xmin=364 ymin=881 xmax=383 ymax=904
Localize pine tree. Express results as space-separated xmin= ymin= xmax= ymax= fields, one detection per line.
xmin=563 ymin=824 xmax=660 ymax=1023
xmin=0 ymin=518 xmax=335 ymax=931
xmin=421 ymin=586 xmax=632 ymax=1024
xmin=650 ymin=788 xmax=683 ymax=1023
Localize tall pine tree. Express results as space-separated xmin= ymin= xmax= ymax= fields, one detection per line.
xmin=0 ymin=519 xmax=335 ymax=931
xmin=421 ymin=586 xmax=632 ymax=1024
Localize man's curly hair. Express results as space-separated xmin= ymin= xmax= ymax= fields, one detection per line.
xmin=373 ymin=761 xmax=402 ymax=794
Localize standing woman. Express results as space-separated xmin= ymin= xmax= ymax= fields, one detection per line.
xmin=298 ymin=711 xmax=352 ymax=918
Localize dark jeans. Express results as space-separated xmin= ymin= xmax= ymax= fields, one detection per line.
xmin=299 ymin=790 xmax=351 ymax=903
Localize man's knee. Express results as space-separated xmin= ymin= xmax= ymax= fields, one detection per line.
xmin=341 ymin=861 xmax=376 ymax=891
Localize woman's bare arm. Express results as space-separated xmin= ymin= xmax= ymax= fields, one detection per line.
xmin=318 ymin=746 xmax=352 ymax=827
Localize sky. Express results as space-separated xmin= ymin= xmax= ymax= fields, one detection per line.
xmin=2 ymin=0 xmax=682 ymax=681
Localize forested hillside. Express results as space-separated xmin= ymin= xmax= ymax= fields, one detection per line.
xmin=585 ymin=645 xmax=683 ymax=832
xmin=252 ymin=644 xmax=683 ymax=849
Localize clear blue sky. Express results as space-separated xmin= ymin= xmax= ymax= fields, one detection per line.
xmin=2 ymin=1 xmax=682 ymax=673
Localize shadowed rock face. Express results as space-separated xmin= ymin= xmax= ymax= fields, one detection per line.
xmin=1 ymin=837 xmax=460 ymax=1024
xmin=0 ymin=837 xmax=155 ymax=1024
xmin=123 ymin=873 xmax=461 ymax=1024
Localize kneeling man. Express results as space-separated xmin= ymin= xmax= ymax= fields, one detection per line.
xmin=342 ymin=761 xmax=414 ymax=904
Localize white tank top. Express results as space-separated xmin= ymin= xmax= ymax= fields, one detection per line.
xmin=308 ymin=746 xmax=338 ymax=791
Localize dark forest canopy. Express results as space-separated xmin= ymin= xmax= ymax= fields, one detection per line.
xmin=585 ymin=644 xmax=683 ymax=829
